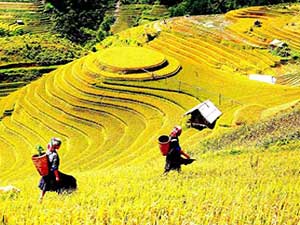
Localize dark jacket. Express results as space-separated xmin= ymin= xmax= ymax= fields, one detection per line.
xmin=164 ymin=136 xmax=194 ymax=173
xmin=47 ymin=150 xmax=60 ymax=172
xmin=38 ymin=150 xmax=76 ymax=193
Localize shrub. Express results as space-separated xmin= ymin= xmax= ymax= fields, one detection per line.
xmin=96 ymin=29 xmax=108 ymax=42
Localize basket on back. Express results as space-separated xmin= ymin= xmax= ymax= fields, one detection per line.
xmin=158 ymin=135 xmax=170 ymax=156
xmin=32 ymin=153 xmax=49 ymax=176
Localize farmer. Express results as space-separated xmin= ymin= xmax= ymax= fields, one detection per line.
xmin=38 ymin=137 xmax=77 ymax=203
xmin=164 ymin=125 xmax=195 ymax=174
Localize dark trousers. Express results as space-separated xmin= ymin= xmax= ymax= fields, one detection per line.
xmin=164 ymin=157 xmax=194 ymax=173
xmin=39 ymin=171 xmax=77 ymax=194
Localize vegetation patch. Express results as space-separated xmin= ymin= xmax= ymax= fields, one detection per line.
xmin=232 ymin=104 xmax=266 ymax=125
xmin=43 ymin=0 xmax=116 ymax=45
xmin=98 ymin=22 xmax=161 ymax=49
xmin=200 ymin=103 xmax=300 ymax=152
xmin=0 ymin=34 xmax=86 ymax=66
xmin=111 ymin=3 xmax=169 ymax=34
xmin=0 ymin=2 xmax=51 ymax=35
xmin=0 ymin=66 xmax=56 ymax=82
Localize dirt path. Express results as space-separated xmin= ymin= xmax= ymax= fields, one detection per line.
xmin=114 ymin=0 xmax=121 ymax=16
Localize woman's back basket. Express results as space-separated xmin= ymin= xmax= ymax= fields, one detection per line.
xmin=32 ymin=154 xmax=49 ymax=176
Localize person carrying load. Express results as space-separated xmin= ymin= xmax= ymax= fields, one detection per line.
xmin=163 ymin=125 xmax=195 ymax=174
xmin=35 ymin=137 xmax=77 ymax=203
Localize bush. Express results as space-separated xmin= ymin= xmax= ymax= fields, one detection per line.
xmin=44 ymin=2 xmax=56 ymax=13
xmin=0 ymin=28 xmax=8 ymax=37
xmin=96 ymin=29 xmax=108 ymax=42
xmin=100 ymin=15 xmax=115 ymax=32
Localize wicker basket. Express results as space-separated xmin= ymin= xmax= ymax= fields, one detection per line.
xmin=32 ymin=154 xmax=49 ymax=176
xmin=158 ymin=135 xmax=170 ymax=156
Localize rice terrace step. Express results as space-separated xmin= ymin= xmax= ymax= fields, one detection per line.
xmin=95 ymin=46 xmax=181 ymax=80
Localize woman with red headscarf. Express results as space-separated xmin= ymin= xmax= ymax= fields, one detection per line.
xmin=164 ymin=126 xmax=195 ymax=174
xmin=38 ymin=137 xmax=77 ymax=203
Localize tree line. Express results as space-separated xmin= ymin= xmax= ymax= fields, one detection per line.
xmin=165 ymin=0 xmax=300 ymax=16
xmin=44 ymin=0 xmax=300 ymax=45
xmin=128 ymin=0 xmax=300 ymax=15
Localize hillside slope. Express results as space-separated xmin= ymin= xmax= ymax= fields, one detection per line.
xmin=0 ymin=2 xmax=300 ymax=181
xmin=0 ymin=3 xmax=300 ymax=224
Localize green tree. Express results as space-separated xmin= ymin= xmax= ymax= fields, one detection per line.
xmin=45 ymin=0 xmax=116 ymax=45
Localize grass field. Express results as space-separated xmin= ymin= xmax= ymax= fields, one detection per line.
xmin=0 ymin=3 xmax=300 ymax=225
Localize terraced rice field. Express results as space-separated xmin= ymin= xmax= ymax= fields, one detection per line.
xmin=0 ymin=1 xmax=87 ymax=100
xmin=0 ymin=12 xmax=299 ymax=178
xmin=0 ymin=3 xmax=300 ymax=224
xmin=0 ymin=1 xmax=51 ymax=34
xmin=110 ymin=3 xmax=169 ymax=34
xmin=0 ymin=1 xmax=61 ymax=100
xmin=0 ymin=46 xmax=200 ymax=181
xmin=0 ymin=81 xmax=26 ymax=97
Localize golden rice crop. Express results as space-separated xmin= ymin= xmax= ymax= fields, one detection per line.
xmin=97 ymin=47 xmax=166 ymax=71
xmin=1 ymin=148 xmax=300 ymax=224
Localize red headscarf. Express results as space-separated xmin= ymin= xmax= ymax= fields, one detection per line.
xmin=47 ymin=137 xmax=62 ymax=151
xmin=170 ymin=125 xmax=182 ymax=137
